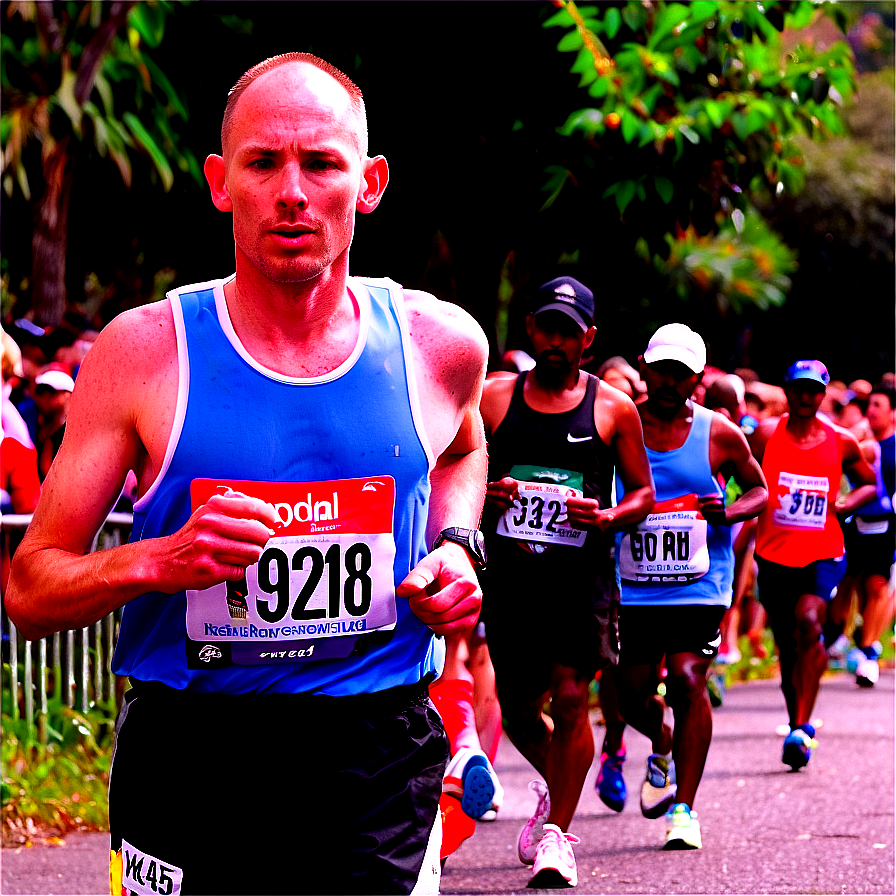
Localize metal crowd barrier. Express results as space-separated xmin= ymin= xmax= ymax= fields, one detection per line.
xmin=1 ymin=512 xmax=133 ymax=744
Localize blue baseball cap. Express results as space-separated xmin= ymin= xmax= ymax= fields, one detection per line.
xmin=533 ymin=277 xmax=595 ymax=331
xmin=784 ymin=360 xmax=830 ymax=387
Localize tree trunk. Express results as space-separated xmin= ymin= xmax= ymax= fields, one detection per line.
xmin=31 ymin=138 xmax=74 ymax=328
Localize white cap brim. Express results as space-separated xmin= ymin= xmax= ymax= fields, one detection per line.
xmin=642 ymin=345 xmax=704 ymax=374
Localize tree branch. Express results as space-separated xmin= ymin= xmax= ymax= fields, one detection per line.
xmin=74 ymin=1 xmax=137 ymax=106
xmin=33 ymin=2 xmax=63 ymax=54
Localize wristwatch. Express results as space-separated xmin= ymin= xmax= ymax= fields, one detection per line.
xmin=431 ymin=527 xmax=487 ymax=571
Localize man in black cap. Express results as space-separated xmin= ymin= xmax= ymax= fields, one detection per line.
xmin=479 ymin=276 xmax=655 ymax=888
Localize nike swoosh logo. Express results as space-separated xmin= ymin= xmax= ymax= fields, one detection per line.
xmin=567 ymin=434 xmax=592 ymax=442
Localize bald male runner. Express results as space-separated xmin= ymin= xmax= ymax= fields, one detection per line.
xmin=7 ymin=54 xmax=489 ymax=895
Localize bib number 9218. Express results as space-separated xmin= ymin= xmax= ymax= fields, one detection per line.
xmin=256 ymin=542 xmax=372 ymax=623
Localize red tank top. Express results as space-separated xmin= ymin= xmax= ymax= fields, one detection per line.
xmin=756 ymin=415 xmax=844 ymax=565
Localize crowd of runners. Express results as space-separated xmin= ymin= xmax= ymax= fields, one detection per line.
xmin=1 ymin=51 xmax=893 ymax=895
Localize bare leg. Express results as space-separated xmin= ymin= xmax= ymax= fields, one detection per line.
xmin=499 ymin=664 xmax=593 ymax=832
xmin=597 ymin=667 xmax=626 ymax=755
xmin=543 ymin=666 xmax=594 ymax=831
xmin=664 ymin=652 xmax=714 ymax=808
xmin=614 ymin=662 xmax=673 ymax=756
xmin=468 ymin=635 xmax=503 ymax=762
xmin=790 ymin=593 xmax=828 ymax=727
xmin=857 ymin=573 xmax=895 ymax=649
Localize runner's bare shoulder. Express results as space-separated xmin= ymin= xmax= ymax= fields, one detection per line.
xmin=401 ymin=289 xmax=488 ymax=393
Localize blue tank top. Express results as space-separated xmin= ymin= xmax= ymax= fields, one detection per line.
xmin=615 ymin=404 xmax=734 ymax=607
xmin=853 ymin=432 xmax=894 ymax=521
xmin=112 ymin=276 xmax=443 ymax=695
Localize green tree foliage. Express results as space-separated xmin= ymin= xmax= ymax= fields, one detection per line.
xmin=1 ymin=0 xmax=201 ymax=326
xmin=540 ymin=0 xmax=856 ymax=318
xmin=771 ymin=68 xmax=894 ymax=264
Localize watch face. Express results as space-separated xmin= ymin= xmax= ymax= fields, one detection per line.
xmin=434 ymin=528 xmax=486 ymax=568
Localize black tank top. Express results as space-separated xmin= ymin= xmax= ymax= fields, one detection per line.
xmin=483 ymin=371 xmax=616 ymax=595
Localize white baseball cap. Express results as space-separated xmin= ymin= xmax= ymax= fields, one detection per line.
xmin=643 ymin=323 xmax=706 ymax=374
xmin=35 ymin=370 xmax=75 ymax=393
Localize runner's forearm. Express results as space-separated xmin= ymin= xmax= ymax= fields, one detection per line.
xmin=724 ymin=485 xmax=768 ymax=525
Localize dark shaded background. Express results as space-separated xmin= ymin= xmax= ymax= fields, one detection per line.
xmin=3 ymin=2 xmax=894 ymax=382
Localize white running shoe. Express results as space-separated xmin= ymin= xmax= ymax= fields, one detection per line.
xmin=517 ymin=780 xmax=551 ymax=865
xmin=442 ymin=746 xmax=504 ymax=820
xmin=527 ymin=824 xmax=580 ymax=889
xmin=663 ymin=803 xmax=702 ymax=850
xmin=856 ymin=656 xmax=880 ymax=687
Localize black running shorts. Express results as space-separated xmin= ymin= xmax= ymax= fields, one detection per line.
xmin=481 ymin=544 xmax=619 ymax=702
xmin=616 ymin=604 xmax=727 ymax=667
xmin=843 ymin=515 xmax=896 ymax=579
xmin=756 ymin=555 xmax=848 ymax=606
xmin=109 ymin=680 xmax=446 ymax=895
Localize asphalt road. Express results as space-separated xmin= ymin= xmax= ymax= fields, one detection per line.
xmin=2 ymin=669 xmax=894 ymax=895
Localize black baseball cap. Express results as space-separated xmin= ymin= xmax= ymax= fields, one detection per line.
xmin=532 ymin=277 xmax=595 ymax=331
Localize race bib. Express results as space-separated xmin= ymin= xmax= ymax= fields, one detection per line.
xmin=496 ymin=465 xmax=586 ymax=549
xmin=771 ymin=472 xmax=830 ymax=531
xmin=620 ymin=494 xmax=709 ymax=584
xmin=186 ymin=477 xmax=397 ymax=666
xmin=118 ymin=840 xmax=183 ymax=896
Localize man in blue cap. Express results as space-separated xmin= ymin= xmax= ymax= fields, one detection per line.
xmin=750 ymin=360 xmax=876 ymax=770
xmin=479 ymin=275 xmax=655 ymax=887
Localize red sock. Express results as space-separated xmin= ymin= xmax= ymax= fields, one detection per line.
xmin=429 ymin=677 xmax=478 ymax=753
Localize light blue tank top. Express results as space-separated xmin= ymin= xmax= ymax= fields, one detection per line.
xmin=615 ymin=404 xmax=734 ymax=607
xmin=112 ymin=276 xmax=444 ymax=694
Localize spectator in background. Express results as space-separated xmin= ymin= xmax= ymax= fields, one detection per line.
xmin=2 ymin=331 xmax=41 ymax=594
xmin=849 ymin=379 xmax=873 ymax=402
xmin=4 ymin=324 xmax=45 ymax=445
xmin=746 ymin=381 xmax=787 ymax=420
xmin=53 ymin=328 xmax=100 ymax=378
xmin=32 ymin=369 xmax=74 ymax=482
xmin=839 ymin=394 xmax=873 ymax=441
xmin=821 ymin=379 xmax=849 ymax=422
xmin=594 ymin=355 xmax=646 ymax=402
xmin=1 ymin=328 xmax=34 ymax=450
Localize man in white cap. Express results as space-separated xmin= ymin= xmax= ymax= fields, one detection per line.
xmin=750 ymin=360 xmax=876 ymax=770
xmin=479 ymin=275 xmax=655 ymax=887
xmin=32 ymin=369 xmax=75 ymax=481
xmin=607 ymin=323 xmax=768 ymax=850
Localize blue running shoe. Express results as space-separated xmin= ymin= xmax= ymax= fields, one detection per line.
xmin=640 ymin=753 xmax=677 ymax=818
xmin=782 ymin=724 xmax=816 ymax=771
xmin=595 ymin=738 xmax=627 ymax=812
xmin=442 ymin=746 xmax=503 ymax=820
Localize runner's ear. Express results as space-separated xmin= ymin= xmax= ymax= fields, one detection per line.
xmin=205 ymin=154 xmax=232 ymax=213
xmin=357 ymin=155 xmax=389 ymax=214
